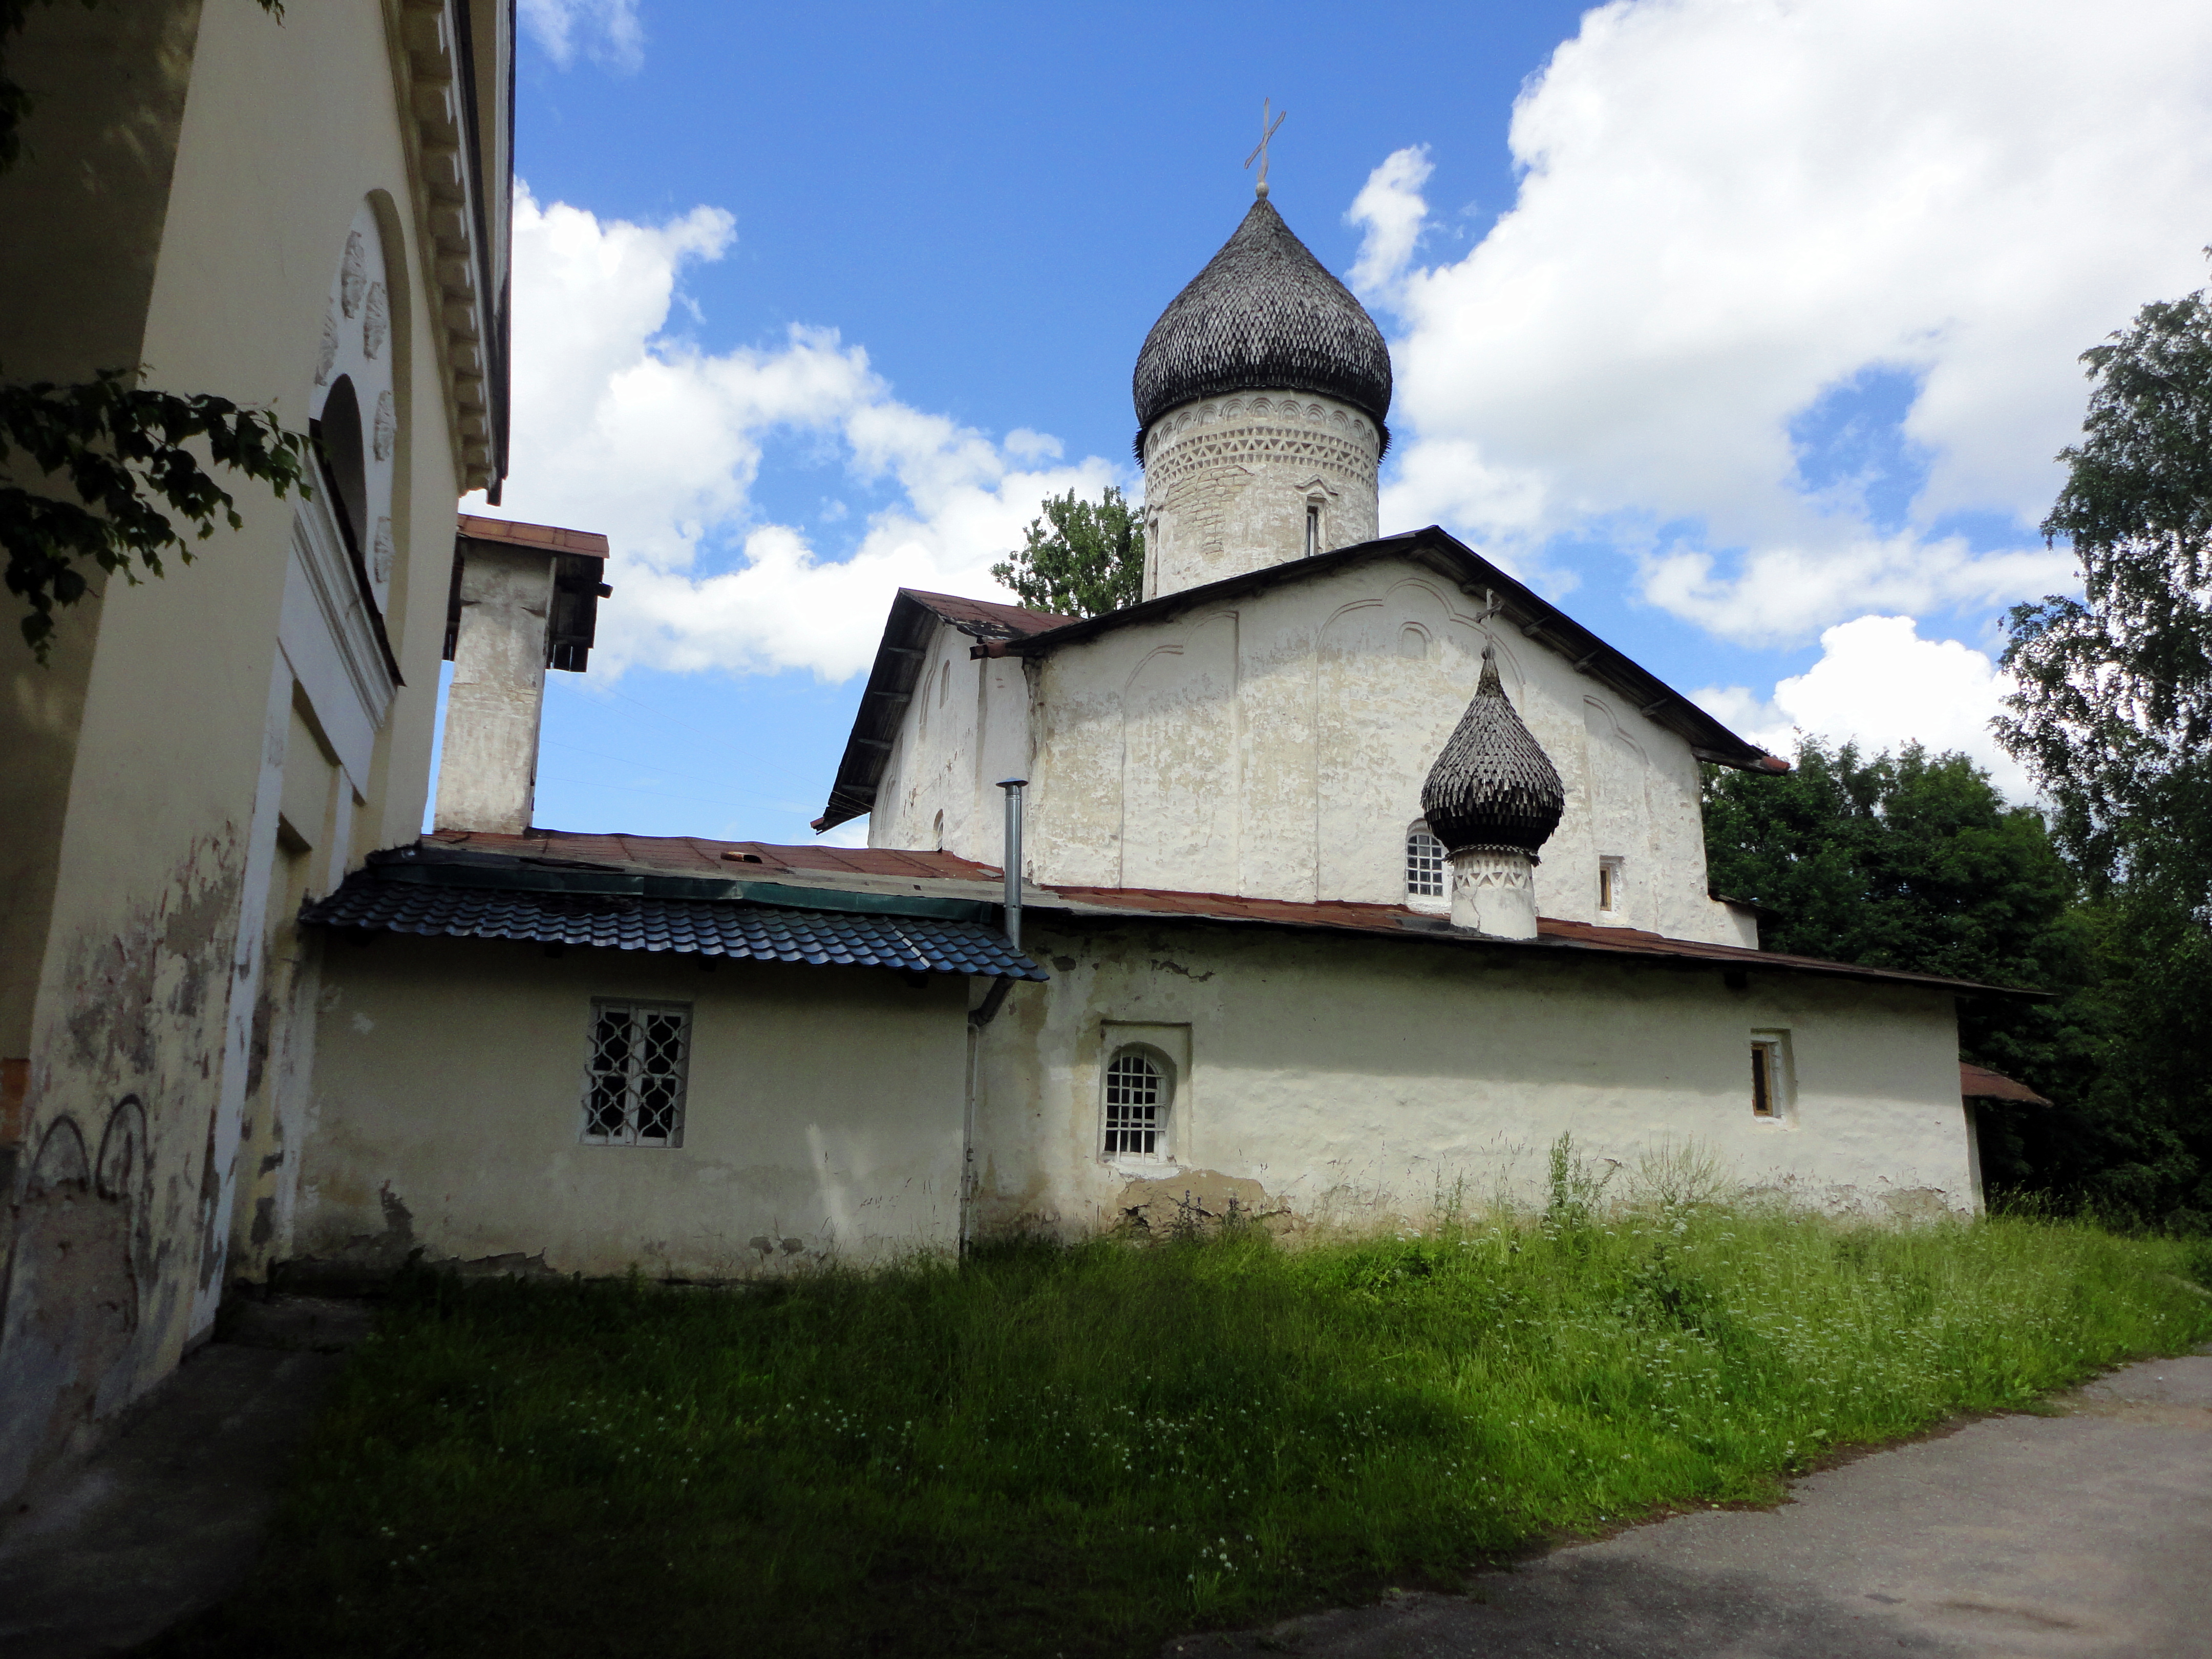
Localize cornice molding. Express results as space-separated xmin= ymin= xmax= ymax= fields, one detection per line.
xmin=385 ymin=0 xmax=499 ymax=495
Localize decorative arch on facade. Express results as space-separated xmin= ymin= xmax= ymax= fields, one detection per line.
xmin=311 ymin=202 xmax=400 ymax=621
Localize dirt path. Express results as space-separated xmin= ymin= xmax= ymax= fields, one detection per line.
xmin=1171 ymin=1349 xmax=2212 ymax=1658
xmin=0 ymin=1298 xmax=365 ymax=1659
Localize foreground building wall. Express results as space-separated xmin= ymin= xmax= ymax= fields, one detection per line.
xmin=971 ymin=919 xmax=1975 ymax=1238
xmin=296 ymin=940 xmax=970 ymax=1278
xmin=0 ymin=2 xmax=509 ymax=1500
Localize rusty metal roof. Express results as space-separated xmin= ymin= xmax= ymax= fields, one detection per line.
xmin=1960 ymin=1061 xmax=2053 ymax=1104
xmin=1030 ymin=882 xmax=2044 ymax=998
xmin=456 ymin=514 xmax=608 ymax=558
xmin=360 ymin=833 xmax=2038 ymax=999
xmin=423 ymin=828 xmax=1003 ymax=884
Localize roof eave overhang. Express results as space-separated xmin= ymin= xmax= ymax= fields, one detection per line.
xmin=1017 ymin=898 xmax=2048 ymax=999
xmin=389 ymin=0 xmax=513 ymax=500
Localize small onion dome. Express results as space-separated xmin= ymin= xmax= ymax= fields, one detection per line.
xmin=1133 ymin=199 xmax=1393 ymax=454
xmin=1420 ymin=647 xmax=1566 ymax=858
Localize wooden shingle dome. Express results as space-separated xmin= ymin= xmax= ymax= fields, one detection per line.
xmin=1420 ymin=647 xmax=1566 ymax=858
xmin=1132 ymin=199 xmax=1393 ymax=454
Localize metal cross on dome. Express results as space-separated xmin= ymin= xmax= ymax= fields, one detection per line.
xmin=1244 ymin=98 xmax=1286 ymax=199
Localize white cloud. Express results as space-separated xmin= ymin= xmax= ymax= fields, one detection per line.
xmin=1694 ymin=615 xmax=2031 ymax=798
xmin=1367 ymin=0 xmax=2212 ymax=644
xmin=469 ymin=187 xmax=1120 ymax=683
xmin=1347 ymin=144 xmax=1434 ymax=299
xmin=519 ymin=0 xmax=644 ymax=70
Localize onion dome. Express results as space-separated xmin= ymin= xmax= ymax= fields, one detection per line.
xmin=1421 ymin=647 xmax=1566 ymax=858
xmin=1133 ymin=199 xmax=1393 ymax=450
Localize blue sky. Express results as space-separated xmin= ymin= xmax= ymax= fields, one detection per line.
xmin=459 ymin=0 xmax=2212 ymax=841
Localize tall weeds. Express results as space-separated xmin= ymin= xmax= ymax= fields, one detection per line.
xmin=165 ymin=1203 xmax=2212 ymax=1659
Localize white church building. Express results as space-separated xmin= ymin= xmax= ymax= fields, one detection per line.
xmin=282 ymin=192 xmax=2003 ymax=1282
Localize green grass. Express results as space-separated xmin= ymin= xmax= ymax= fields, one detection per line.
xmin=163 ymin=1201 xmax=2212 ymax=1658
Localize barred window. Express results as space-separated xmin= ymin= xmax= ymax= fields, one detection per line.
xmin=1103 ymin=1049 xmax=1167 ymax=1158
xmin=1406 ymin=826 xmax=1447 ymax=900
xmin=582 ymin=999 xmax=691 ymax=1147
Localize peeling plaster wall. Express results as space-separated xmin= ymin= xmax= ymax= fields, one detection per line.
xmin=971 ymin=921 xmax=1975 ymax=1239
xmin=294 ymin=940 xmax=970 ymax=1279
xmin=871 ymin=620 xmax=1032 ymax=873
xmin=0 ymin=3 xmax=468 ymax=1501
xmin=1007 ymin=558 xmax=1734 ymax=940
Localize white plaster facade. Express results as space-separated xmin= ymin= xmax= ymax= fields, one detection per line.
xmin=870 ymin=553 xmax=1753 ymax=948
xmin=299 ymin=940 xmax=969 ymax=1279
xmin=971 ymin=920 xmax=1977 ymax=1237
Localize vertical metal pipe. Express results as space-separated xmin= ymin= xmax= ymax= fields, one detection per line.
xmin=996 ymin=777 xmax=1027 ymax=951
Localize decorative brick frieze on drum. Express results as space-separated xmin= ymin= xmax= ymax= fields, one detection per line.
xmin=1132 ymin=197 xmax=1392 ymax=600
xmin=1141 ymin=389 xmax=1382 ymax=596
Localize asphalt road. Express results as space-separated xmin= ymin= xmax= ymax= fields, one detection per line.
xmin=1169 ymin=1348 xmax=2212 ymax=1658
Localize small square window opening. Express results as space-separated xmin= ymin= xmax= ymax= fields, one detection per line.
xmin=1407 ymin=828 xmax=1447 ymax=900
xmin=1104 ymin=1049 xmax=1166 ymax=1158
xmin=583 ymin=999 xmax=691 ymax=1147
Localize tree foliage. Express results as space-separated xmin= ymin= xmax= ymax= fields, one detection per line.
xmin=1987 ymin=270 xmax=2212 ymax=1227
xmin=990 ymin=486 xmax=1145 ymax=619
xmin=3 ymin=0 xmax=301 ymax=660
xmin=1997 ymin=279 xmax=2212 ymax=894
xmin=1702 ymin=738 xmax=2084 ymax=1073
xmin=1 ymin=373 xmax=311 ymax=656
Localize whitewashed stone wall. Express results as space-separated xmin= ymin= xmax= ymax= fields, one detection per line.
xmin=973 ymin=920 xmax=1977 ymax=1238
xmin=870 ymin=621 xmax=1030 ymax=869
xmin=976 ymin=558 xmax=1744 ymax=942
xmin=1140 ymin=390 xmax=1381 ymax=599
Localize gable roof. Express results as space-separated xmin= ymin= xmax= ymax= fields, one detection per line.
xmin=813 ymin=588 xmax=1073 ymax=832
xmin=814 ymin=527 xmax=1784 ymax=832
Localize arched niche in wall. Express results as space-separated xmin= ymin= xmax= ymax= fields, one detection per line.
xmin=311 ymin=203 xmax=399 ymax=621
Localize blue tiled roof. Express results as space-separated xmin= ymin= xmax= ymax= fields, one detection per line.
xmin=303 ymin=878 xmax=1048 ymax=980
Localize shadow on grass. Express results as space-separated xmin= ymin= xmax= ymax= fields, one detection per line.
xmin=146 ymin=1210 xmax=2212 ymax=1659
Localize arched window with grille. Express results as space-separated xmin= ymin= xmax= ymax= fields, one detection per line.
xmin=1102 ymin=1047 xmax=1171 ymax=1160
xmin=1406 ymin=821 xmax=1447 ymax=905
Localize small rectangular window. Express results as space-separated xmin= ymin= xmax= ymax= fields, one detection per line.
xmin=1104 ymin=1050 xmax=1164 ymax=1157
xmin=583 ymin=999 xmax=691 ymax=1147
xmin=1599 ymin=858 xmax=1624 ymax=913
xmin=1407 ymin=829 xmax=1447 ymax=900
xmin=1305 ymin=502 xmax=1321 ymax=558
xmin=1750 ymin=1030 xmax=1792 ymax=1121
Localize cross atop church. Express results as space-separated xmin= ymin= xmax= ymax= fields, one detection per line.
xmin=1244 ymin=99 xmax=1286 ymax=199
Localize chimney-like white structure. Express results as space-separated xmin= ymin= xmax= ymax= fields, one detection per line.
xmin=435 ymin=516 xmax=610 ymax=835
xmin=1131 ymin=195 xmax=1392 ymax=601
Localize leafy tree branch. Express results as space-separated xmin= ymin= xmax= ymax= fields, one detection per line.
xmin=991 ymin=486 xmax=1146 ymax=619
xmin=1 ymin=372 xmax=310 ymax=656
xmin=2 ymin=0 xmax=301 ymax=660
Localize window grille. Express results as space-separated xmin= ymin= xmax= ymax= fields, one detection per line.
xmin=1407 ymin=829 xmax=1447 ymax=900
xmin=1103 ymin=1050 xmax=1165 ymax=1157
xmin=583 ymin=1000 xmax=691 ymax=1147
